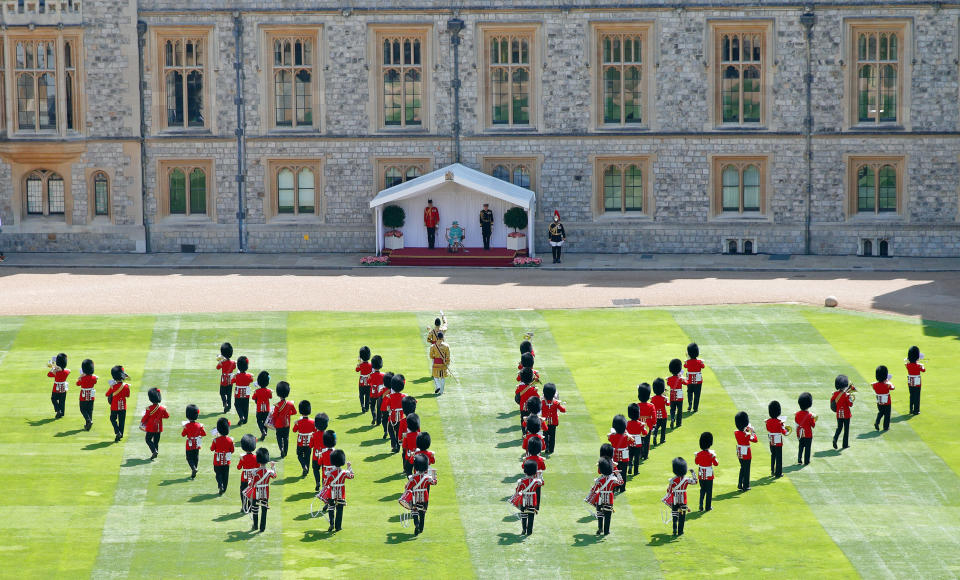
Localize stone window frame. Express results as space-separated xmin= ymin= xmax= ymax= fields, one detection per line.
xmin=87 ymin=168 xmax=111 ymax=222
xmin=149 ymin=26 xmax=216 ymax=134
xmin=264 ymin=158 xmax=325 ymax=222
xmin=481 ymin=156 xmax=541 ymax=194
xmin=23 ymin=168 xmax=68 ymax=217
xmin=156 ymin=159 xmax=215 ymax=220
xmin=591 ymin=155 xmax=655 ymax=218
xmin=0 ymin=38 xmax=5 ymax=134
xmin=707 ymin=20 xmax=775 ymax=130
xmin=368 ymin=24 xmax=433 ymax=133
xmin=373 ymin=157 xmax=432 ymax=192
xmin=260 ymin=26 xmax=324 ymax=133
xmin=477 ymin=23 xmax=542 ymax=131
xmin=843 ymin=19 xmax=912 ymax=130
xmin=589 ymin=21 xmax=656 ymax=131
xmin=709 ymin=155 xmax=771 ymax=219
xmin=845 ymin=155 xmax=906 ymax=218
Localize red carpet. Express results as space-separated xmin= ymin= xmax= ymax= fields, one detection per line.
xmin=388 ymin=247 xmax=516 ymax=267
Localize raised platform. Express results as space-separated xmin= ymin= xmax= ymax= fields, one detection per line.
xmin=387 ymin=247 xmax=516 ymax=267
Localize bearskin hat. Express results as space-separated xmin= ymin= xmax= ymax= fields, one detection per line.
xmin=257 ymin=370 xmax=270 ymax=388
xmin=699 ymin=431 xmax=713 ymax=450
xmin=240 ymin=433 xmax=257 ymax=453
xmin=391 ymin=374 xmax=405 ymax=393
xmin=598 ymin=457 xmax=614 ymax=476
xmin=434 ymin=318 xmax=442 ymax=327
xmin=236 ymin=356 xmax=249 ymax=373
xmin=298 ymin=400 xmax=312 ymax=416
xmin=220 ymin=342 xmax=233 ymax=359
xmin=527 ymin=437 xmax=542 ymax=457
xmin=637 ymin=382 xmax=651 ymax=402
xmin=834 ymin=374 xmax=849 ymax=391
xmin=314 ymin=412 xmax=329 ymax=431
xmin=672 ymin=457 xmax=687 ymax=477
xmin=687 ymin=343 xmax=700 ymax=359
xmin=525 ymin=396 xmax=541 ymax=416
xmin=907 ymin=345 xmax=920 ymax=363
xmin=185 ymin=404 xmax=199 ymax=421
xmin=147 ymin=387 xmax=162 ymax=404
xmin=652 ymin=378 xmax=666 ymax=396
xmin=382 ymin=372 xmax=395 ymax=391
xmin=359 ymin=346 xmax=371 ymax=362
xmin=406 ymin=414 xmax=420 ymax=432
xmin=543 ymin=383 xmax=557 ymax=401
xmin=520 ymin=340 xmax=532 ymax=355
xmin=669 ymin=358 xmax=683 ymax=376
xmin=798 ymin=391 xmax=813 ymax=410
xmin=875 ymin=365 xmax=889 ymax=382
xmin=322 ymin=430 xmax=337 ymax=448
xmin=413 ymin=453 xmax=429 ymax=473
xmin=110 ymin=365 xmax=127 ymax=382
xmin=769 ymin=400 xmax=782 ymax=418
xmin=371 ymin=355 xmax=383 ymax=370
xmin=523 ymin=458 xmax=538 ymax=476
xmin=599 ymin=443 xmax=614 ymax=461
xmin=55 ymin=353 xmax=68 ymax=368
xmin=520 ymin=352 xmax=535 ymax=370
xmin=276 ymin=381 xmax=290 ymax=399
xmin=216 ymin=417 xmax=230 ymax=436
xmin=526 ymin=415 xmax=541 ymax=434
xmin=330 ymin=449 xmax=346 ymax=468
xmin=255 ymin=447 xmax=270 ymax=465
xmin=401 ymin=396 xmax=417 ymax=415
xmin=416 ymin=431 xmax=431 ymax=451
xmin=519 ymin=367 xmax=534 ymax=385
xmin=735 ymin=411 xmax=749 ymax=431
xmin=627 ymin=403 xmax=640 ymax=421
xmin=612 ymin=414 xmax=627 ymax=434
xmin=80 ymin=359 xmax=94 ymax=375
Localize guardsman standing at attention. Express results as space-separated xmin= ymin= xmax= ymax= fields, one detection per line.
xmin=429 ymin=333 xmax=451 ymax=395
xmin=424 ymin=199 xmax=440 ymax=249
xmin=547 ymin=210 xmax=566 ymax=264
xmin=480 ymin=203 xmax=494 ymax=250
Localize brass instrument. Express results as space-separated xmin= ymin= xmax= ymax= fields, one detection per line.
xmin=523 ymin=331 xmax=535 ymax=341
xmin=744 ymin=424 xmax=756 ymax=437
xmin=217 ymin=355 xmax=226 ymax=363
xmin=47 ymin=357 xmax=62 ymax=373
xmin=843 ymin=384 xmax=857 ymax=404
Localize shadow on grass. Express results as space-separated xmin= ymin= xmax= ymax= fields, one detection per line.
xmin=213 ymin=511 xmax=246 ymax=522
xmin=497 ymin=411 xmax=518 ymax=420
xmin=577 ymin=515 xmax=596 ymax=523
xmin=782 ymin=463 xmax=806 ymax=473
xmin=199 ymin=412 xmax=221 ymax=420
xmin=814 ymin=449 xmax=841 ymax=458
xmin=83 ymin=440 xmax=116 ymax=451
xmin=891 ymin=414 xmax=914 ymax=423
xmin=364 ymin=452 xmax=394 ymax=463
xmin=497 ymin=426 xmax=516 ymax=434
xmin=572 ymin=533 xmax=604 ymax=546
xmin=360 ymin=439 xmax=385 ymax=448
xmin=337 ymin=412 xmax=365 ymax=420
xmin=712 ymin=489 xmax=746 ymax=502
xmin=412 ymin=376 xmax=432 ymax=384
xmin=122 ymin=458 xmax=152 ymax=468
xmin=417 ymin=392 xmax=440 ymax=399
xmin=225 ymin=530 xmax=258 ymax=542
xmin=189 ymin=493 xmax=220 ymax=503
xmin=497 ymin=532 xmax=525 ymax=545
xmin=857 ymin=430 xmax=883 ymax=440
xmin=158 ymin=476 xmax=191 ymax=486
xmin=27 ymin=417 xmax=58 ymax=427
xmin=647 ymin=533 xmax=678 ymax=546
xmin=375 ymin=473 xmax=406 ymax=484
xmin=54 ymin=428 xmax=84 ymax=437
xmin=379 ymin=492 xmax=402 ymax=503
xmin=501 ymin=474 xmax=521 ymax=484
xmin=293 ymin=513 xmax=314 ymax=521
xmin=274 ymin=475 xmax=302 ymax=486
xmin=388 ymin=514 xmax=405 ymax=523
xmin=502 ymin=514 xmax=520 ymax=522
xmin=496 ymin=439 xmax=522 ymax=448
xmin=347 ymin=425 xmax=374 ymax=434
xmin=302 ymin=529 xmax=335 ymax=542
xmin=286 ymin=491 xmax=316 ymax=502
xmin=385 ymin=532 xmax=417 ymax=544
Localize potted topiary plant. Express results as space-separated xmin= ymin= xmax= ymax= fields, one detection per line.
xmin=382 ymin=205 xmax=405 ymax=250
xmin=504 ymin=206 xmax=528 ymax=251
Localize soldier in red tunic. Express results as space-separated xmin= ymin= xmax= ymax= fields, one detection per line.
xmin=401 ymin=414 xmax=421 ymax=477
xmin=515 ymin=368 xmax=540 ymax=428
xmin=664 ymin=457 xmax=698 ymax=537
xmin=180 ymin=404 xmax=206 ymax=479
xmin=271 ymin=381 xmax=297 ymax=459
xmin=76 ymin=358 xmax=97 ymax=431
xmin=248 ymin=448 xmax=276 ymax=533
xmin=588 ymin=458 xmax=622 ymax=536
xmin=608 ymin=415 xmax=631 ymax=492
xmin=765 ymin=401 xmax=790 ymax=478
xmin=650 ymin=379 xmax=669 ymax=446
xmin=231 ymin=356 xmax=253 ymax=426
xmin=309 ymin=414 xmax=331 ymax=491
xmin=684 ymin=343 xmax=706 ymax=413
xmin=210 ymin=417 xmax=234 ymax=495
xmin=47 ymin=352 xmax=70 ymax=418
xmin=216 ymin=343 xmax=236 ymax=414
xmin=541 ymin=383 xmax=565 ymax=454
xmin=830 ymin=374 xmax=854 ymax=450
xmin=105 ymin=365 xmax=130 ymax=441
xmin=636 ymin=383 xmax=656 ymax=460
xmin=251 ymin=371 xmax=272 ymax=441
xmin=905 ymin=346 xmax=926 ymax=415
xmin=236 ymin=434 xmax=259 ymax=510
xmin=524 ymin=436 xmax=546 ymax=509
xmin=141 ymin=388 xmax=170 ymax=461
xmin=522 ymin=414 xmax=546 ymax=460
xmin=384 ymin=374 xmax=406 ymax=453
xmin=625 ymin=404 xmax=649 ymax=476
xmin=514 ymin=459 xmax=544 ymax=536
xmin=355 ymin=346 xmax=372 ymax=414
xmin=694 ymin=432 xmax=717 ymax=511
xmin=795 ymin=392 xmax=817 ymax=466
xmin=292 ymin=400 xmax=315 ymax=477
xmin=367 ymin=356 xmax=385 ymax=426
xmin=321 ymin=449 xmax=355 ymax=532
xmin=667 ymin=359 xmax=688 ymax=429
xmin=872 ymin=365 xmax=895 ymax=431
xmin=409 ymin=432 xmax=436 ymax=467
xmin=734 ymin=411 xmax=757 ymax=491
xmin=378 ymin=371 xmax=394 ymax=439
xmin=405 ymin=453 xmax=438 ymax=535
xmin=424 ymin=199 xmax=440 ymax=249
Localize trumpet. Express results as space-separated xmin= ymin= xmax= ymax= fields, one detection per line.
xmin=523 ymin=331 xmax=535 ymax=341
xmin=785 ymin=424 xmax=793 ymax=435
xmin=843 ymin=384 xmax=857 ymax=404
xmin=47 ymin=358 xmax=62 ymax=373
xmin=216 ymin=355 xmax=226 ymax=362
xmin=744 ymin=424 xmax=756 ymax=436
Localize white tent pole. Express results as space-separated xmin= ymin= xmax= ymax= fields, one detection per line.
xmin=527 ymin=200 xmax=535 ymax=258
xmin=376 ymin=207 xmax=382 ymax=255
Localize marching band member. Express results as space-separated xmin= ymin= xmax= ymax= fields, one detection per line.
xmin=292 ymin=400 xmax=315 ymax=477
xmin=667 ymin=359 xmax=688 ymax=429
xmin=521 ymin=396 xmax=541 ymax=434
xmin=236 ymin=434 xmax=259 ymax=509
xmin=626 ymin=404 xmax=649 ymax=476
xmin=514 ymin=459 xmax=544 ymax=536
xmin=384 ymin=374 xmax=406 ymax=453
xmin=426 ymin=316 xmax=446 ymax=346
xmin=210 ymin=417 xmax=234 ymax=495
xmin=322 ymin=449 xmax=354 ymax=533
xmin=216 ymin=343 xmax=236 ymax=414
xmin=588 ymin=458 xmax=622 ymax=536
xmin=141 ymin=388 xmax=169 ymax=461
xmin=664 ymin=457 xmax=698 ymax=537
xmin=541 ymin=383 xmax=566 ymax=455
xmin=271 ymin=381 xmax=297 ymax=459
xmin=524 ymin=437 xmax=546 ymax=505
xmin=77 ymin=359 xmax=97 ymax=431
xmin=734 ymin=411 xmax=757 ymax=491
xmin=872 ymin=365 xmax=895 ymax=431
xmin=368 ymin=355 xmax=385 ymax=426
xmin=607 ymin=415 xmax=632 ymax=491
xmin=765 ymin=401 xmax=789 ymax=478
xmin=830 ymin=374 xmax=853 ymax=450
xmin=405 ymin=454 xmax=438 ymax=536
xmin=379 ymin=372 xmax=395 ymax=439
xmin=48 ymin=352 xmax=69 ymax=418
xmin=401 ymin=414 xmax=421 ymax=477
xmin=409 ymin=432 xmax=436 ymax=467
xmin=518 ymin=340 xmax=535 ymax=368
xmin=522 ymin=414 xmax=546 ymax=459
xmin=396 ymin=396 xmax=417 ymax=442
xmin=684 ymin=343 xmax=706 ymax=413
xmin=231 ymin=356 xmax=253 ymax=425
xmin=650 ymin=379 xmax=669 ymax=446
xmin=309 ymin=414 xmax=331 ymax=491
xmin=515 ymin=368 xmax=540 ymax=427
xmin=429 ymin=332 xmax=451 ymax=395
xmin=517 ymin=352 xmax=540 ymax=385
xmin=105 ymin=365 xmax=130 ymax=442
xmin=905 ymin=346 xmax=925 ymax=415
xmin=248 ymin=448 xmax=276 ymax=533
xmin=636 ymin=383 xmax=656 ymax=460
xmin=795 ymin=392 xmax=817 ymax=466
xmin=599 ymin=443 xmax=615 ymax=475
xmin=252 ymin=371 xmax=273 ymax=441
xmin=694 ymin=432 xmax=717 ymax=511
xmin=356 ymin=346 xmax=372 ymax=413
xmin=180 ymin=404 xmax=206 ymax=479
xmin=315 ymin=430 xmax=337 ymax=492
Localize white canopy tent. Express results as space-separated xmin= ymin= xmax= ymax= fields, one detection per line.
xmin=368 ymin=163 xmax=537 ymax=256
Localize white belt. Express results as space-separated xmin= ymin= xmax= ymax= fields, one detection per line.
xmin=235 ymin=386 xmax=249 ymax=397
xmin=876 ymin=393 xmax=889 ymax=404
xmin=907 ymin=375 xmax=921 ymax=387
xmin=737 ymin=444 xmax=750 ymax=457
xmin=687 ymin=372 xmax=702 ymax=383
xmin=188 ymin=437 xmax=202 ymax=447
xmin=699 ymin=466 xmax=713 ymax=478
xmin=769 ymin=433 xmax=783 ymax=445
xmin=672 ymin=389 xmax=684 ymax=399
xmin=632 ymin=434 xmax=644 ymax=445
xmin=54 ymin=382 xmax=68 ymax=393
xmin=215 ymin=452 xmax=232 ymax=463
xmin=614 ymin=448 xmax=629 ymax=462
xmin=81 ymin=388 xmax=95 ymax=397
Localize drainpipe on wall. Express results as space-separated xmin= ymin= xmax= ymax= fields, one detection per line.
xmin=447 ymin=17 xmax=465 ymax=164
xmin=800 ymin=9 xmax=816 ymax=255
xmin=137 ymin=20 xmax=151 ymax=254
xmin=233 ymin=12 xmax=248 ymax=252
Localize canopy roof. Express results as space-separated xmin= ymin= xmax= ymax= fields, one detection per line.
xmin=369 ymin=163 xmax=536 ymax=209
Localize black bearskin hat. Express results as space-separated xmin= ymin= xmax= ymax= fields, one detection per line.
xmin=612 ymin=414 xmax=627 ymax=434
xmin=798 ymin=392 xmax=813 ymax=410
xmin=401 ymin=396 xmax=417 ymax=415
xmin=672 ymin=457 xmax=687 ymax=478
xmin=907 ymin=345 xmax=920 ymax=363
xmin=413 ymin=453 xmax=429 ymax=473
xmin=236 ymin=356 xmax=249 ymax=373
xmin=240 ymin=433 xmax=257 ymax=453
xmin=298 ymin=400 xmax=312 ymax=416
xmin=598 ymin=457 xmax=613 ymax=476
xmin=314 ymin=412 xmax=329 ymax=431
xmin=525 ymin=396 xmax=541 ymax=416
xmin=520 ymin=352 xmax=535 ymax=369
xmin=416 ymin=431 xmax=431 ymax=451
xmin=391 ymin=374 xmax=405 ymax=393
xmin=769 ymin=400 xmax=782 ymax=418
xmin=276 ymin=381 xmax=290 ymax=399
xmin=652 ymin=378 xmax=666 ymax=396
xmin=147 ymin=387 xmax=162 ymax=404
xmin=382 ymin=372 xmax=395 ymax=390
xmin=359 ymin=346 xmax=371 ymax=361
xmin=185 ymin=404 xmax=199 ymax=421
xmin=322 ymin=430 xmax=337 ymax=448
xmin=434 ymin=318 xmax=442 ymax=327
xmin=257 ymin=371 xmax=270 ymax=388
xmin=330 ymin=449 xmax=346 ymax=468
xmin=543 ymin=383 xmax=557 ymax=401
xmin=371 ymin=355 xmax=383 ymax=370
xmin=687 ymin=343 xmax=700 ymax=359
xmin=216 ymin=417 xmax=230 ymax=436
xmin=110 ymin=365 xmax=127 ymax=382
xmin=527 ymin=437 xmax=542 ymax=457
xmin=834 ymin=374 xmax=849 ymax=391
xmin=55 ymin=353 xmax=68 ymax=368
xmin=599 ymin=443 xmax=614 ymax=461
xmin=525 ymin=415 xmax=541 ymax=435
xmin=520 ymin=340 xmax=532 ymax=355
xmin=519 ymin=367 xmax=534 ymax=385
xmin=627 ymin=403 xmax=640 ymax=421
xmin=523 ymin=459 xmax=538 ymax=476
xmin=669 ymin=358 xmax=683 ymax=376
xmin=699 ymin=432 xmax=713 ymax=450
xmin=735 ymin=411 xmax=749 ymax=431
xmin=81 ymin=359 xmax=94 ymax=375
xmin=255 ymin=447 xmax=270 ymax=465
xmin=637 ymin=382 xmax=651 ymax=402
xmin=220 ymin=342 xmax=233 ymax=359
xmin=406 ymin=414 xmax=420 ymax=432
xmin=876 ymin=365 xmax=889 ymax=382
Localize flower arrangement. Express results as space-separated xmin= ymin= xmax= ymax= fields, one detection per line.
xmin=384 ymin=230 xmax=404 ymax=238
xmin=360 ymin=255 xmax=390 ymax=266
xmin=512 ymin=256 xmax=542 ymax=267
xmin=507 ymin=231 xmax=526 ymax=238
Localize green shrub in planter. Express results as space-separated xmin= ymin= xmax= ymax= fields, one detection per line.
xmin=383 ymin=205 xmax=406 ymax=230
xmin=503 ymin=207 xmax=528 ymax=232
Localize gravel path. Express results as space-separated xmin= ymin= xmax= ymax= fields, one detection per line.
xmin=1 ymin=267 xmax=958 ymax=323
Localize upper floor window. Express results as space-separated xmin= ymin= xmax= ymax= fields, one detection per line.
xmin=599 ymin=32 xmax=644 ymax=125
xmin=856 ymin=31 xmax=899 ymax=124
xmin=481 ymin=26 xmax=538 ymax=129
xmin=64 ymin=39 xmax=78 ymax=130
xmin=25 ymin=169 xmax=65 ymax=215
xmin=379 ymin=34 xmax=424 ymax=128
xmin=15 ymin=39 xmax=57 ymax=131
xmin=719 ymin=32 xmax=762 ymax=124
xmin=849 ymin=157 xmax=903 ymax=215
xmin=270 ymin=35 xmax=315 ymax=129
xmin=0 ymin=41 xmax=5 ymax=132
xmin=161 ymin=36 xmax=206 ymax=129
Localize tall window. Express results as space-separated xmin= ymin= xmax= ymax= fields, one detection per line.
xmin=856 ymin=31 xmax=899 ymax=124
xmin=64 ymin=40 xmax=78 ymax=130
xmin=853 ymin=160 xmax=901 ymax=214
xmin=603 ymin=163 xmax=644 ymax=213
xmin=276 ymin=166 xmax=316 ymax=215
xmin=15 ymin=39 xmax=57 ymax=131
xmin=0 ymin=41 xmax=5 ymax=132
xmin=600 ymin=32 xmax=643 ymax=125
xmin=487 ymin=32 xmax=533 ymax=126
xmin=161 ymin=36 xmax=205 ymax=129
xmin=718 ymin=32 xmax=763 ymax=125
xmin=25 ymin=169 xmax=66 ymax=215
xmin=380 ymin=35 xmax=423 ymax=127
xmin=92 ymin=171 xmax=109 ymax=216
xmin=712 ymin=157 xmax=767 ymax=215
xmin=167 ymin=166 xmax=207 ymax=215
xmin=271 ymin=36 xmax=313 ymax=128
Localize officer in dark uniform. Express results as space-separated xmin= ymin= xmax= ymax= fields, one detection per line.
xmin=548 ymin=210 xmax=566 ymax=263
xmin=479 ymin=203 xmax=494 ymax=250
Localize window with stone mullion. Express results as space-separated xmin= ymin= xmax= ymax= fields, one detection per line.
xmin=602 ymin=164 xmax=643 ymax=213
xmin=0 ymin=41 xmax=5 ymax=132
xmin=15 ymin=39 xmax=58 ymax=132
xmin=25 ymin=169 xmax=65 ymax=216
xmin=601 ymin=33 xmax=643 ymax=125
xmin=273 ymin=37 xmax=313 ymax=128
xmin=276 ymin=166 xmax=316 ymax=215
xmin=856 ymin=32 xmax=898 ymax=124
xmin=168 ymin=166 xmax=207 ymax=216
xmin=856 ymin=163 xmax=897 ymax=213
xmin=490 ymin=35 xmax=530 ymax=126
xmin=64 ymin=40 xmax=77 ymax=131
xmin=721 ymin=163 xmax=761 ymax=213
xmin=381 ymin=36 xmax=422 ymax=127
xmin=162 ymin=38 xmax=205 ymax=129
xmin=383 ymin=164 xmax=423 ymax=190
xmin=719 ymin=32 xmax=762 ymax=125
xmin=491 ymin=163 xmax=531 ymax=189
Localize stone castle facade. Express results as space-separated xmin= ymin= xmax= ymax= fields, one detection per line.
xmin=0 ymin=1 xmax=958 ymax=256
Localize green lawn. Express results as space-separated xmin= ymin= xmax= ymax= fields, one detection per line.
xmin=2 ymin=305 xmax=958 ymax=578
